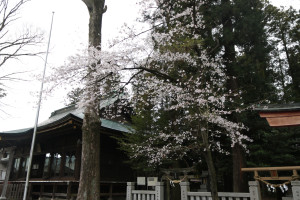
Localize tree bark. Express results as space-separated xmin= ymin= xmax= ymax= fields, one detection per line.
xmin=220 ymin=0 xmax=247 ymax=192
xmin=232 ymin=144 xmax=247 ymax=192
xmin=83 ymin=0 xmax=106 ymax=48
xmin=201 ymin=129 xmax=219 ymax=200
xmin=76 ymin=1 xmax=106 ymax=200
xmin=77 ymin=109 xmax=101 ymax=200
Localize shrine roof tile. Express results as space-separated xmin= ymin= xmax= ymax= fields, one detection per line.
xmin=0 ymin=96 xmax=131 ymax=135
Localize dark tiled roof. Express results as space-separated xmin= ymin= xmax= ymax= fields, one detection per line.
xmin=0 ymin=97 xmax=131 ymax=135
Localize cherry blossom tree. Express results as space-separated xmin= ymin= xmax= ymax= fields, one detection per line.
xmin=117 ymin=2 xmax=250 ymax=198
xmin=48 ymin=0 xmax=251 ymax=199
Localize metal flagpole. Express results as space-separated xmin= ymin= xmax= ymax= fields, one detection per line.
xmin=23 ymin=12 xmax=55 ymax=200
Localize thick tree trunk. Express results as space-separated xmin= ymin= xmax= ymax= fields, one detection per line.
xmin=232 ymin=144 xmax=247 ymax=192
xmin=84 ymin=0 xmax=106 ymax=48
xmin=77 ymin=109 xmax=101 ymax=200
xmin=201 ymin=129 xmax=219 ymax=200
xmin=220 ymin=0 xmax=247 ymax=192
xmin=76 ymin=0 xmax=106 ymax=200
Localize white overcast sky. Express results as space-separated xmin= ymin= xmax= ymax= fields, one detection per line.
xmin=0 ymin=0 xmax=299 ymax=132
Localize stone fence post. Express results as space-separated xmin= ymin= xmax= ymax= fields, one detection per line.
xmin=292 ymin=181 xmax=300 ymax=200
xmin=155 ymin=182 xmax=164 ymax=200
xmin=126 ymin=182 xmax=135 ymax=200
xmin=248 ymin=181 xmax=261 ymax=200
xmin=180 ymin=182 xmax=190 ymax=200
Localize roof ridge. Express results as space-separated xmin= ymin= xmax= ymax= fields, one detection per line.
xmin=50 ymin=104 xmax=77 ymax=117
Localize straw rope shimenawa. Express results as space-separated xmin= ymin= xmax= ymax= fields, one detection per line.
xmin=254 ymin=175 xmax=300 ymax=188
xmin=241 ymin=166 xmax=300 ymax=192
xmin=166 ymin=175 xmax=187 ymax=187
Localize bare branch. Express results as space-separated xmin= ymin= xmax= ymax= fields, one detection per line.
xmin=0 ymin=0 xmax=44 ymax=102
xmin=123 ymin=66 xmax=177 ymax=82
xmin=0 ymin=71 xmax=32 ymax=82
xmin=109 ymin=22 xmax=164 ymax=48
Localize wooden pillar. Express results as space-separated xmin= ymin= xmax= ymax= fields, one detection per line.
xmin=17 ymin=157 xmax=24 ymax=178
xmin=248 ymin=181 xmax=261 ymax=200
xmin=292 ymin=181 xmax=300 ymax=200
xmin=60 ymin=152 xmax=66 ymax=177
xmin=0 ymin=147 xmax=15 ymax=199
xmin=126 ymin=182 xmax=135 ymax=200
xmin=108 ymin=183 xmax=113 ymax=200
xmin=74 ymin=140 xmax=81 ymax=180
xmin=47 ymin=153 xmax=54 ymax=177
xmin=67 ymin=181 xmax=72 ymax=200
xmin=26 ymin=182 xmax=32 ymax=200
xmin=155 ymin=182 xmax=164 ymax=200
xmin=39 ymin=183 xmax=44 ymax=199
xmin=180 ymin=182 xmax=189 ymax=200
xmin=52 ymin=183 xmax=57 ymax=199
xmin=164 ymin=172 xmax=171 ymax=200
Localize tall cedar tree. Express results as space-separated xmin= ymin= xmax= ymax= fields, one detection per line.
xmin=199 ymin=0 xmax=278 ymax=192
xmin=245 ymin=5 xmax=300 ymax=175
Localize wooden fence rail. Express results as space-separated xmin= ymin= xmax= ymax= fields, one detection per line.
xmin=1 ymin=181 xmax=127 ymax=200
xmin=0 ymin=183 xmax=28 ymax=200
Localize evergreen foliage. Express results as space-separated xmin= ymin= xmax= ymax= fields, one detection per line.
xmin=119 ymin=0 xmax=300 ymax=192
xmin=266 ymin=6 xmax=300 ymax=102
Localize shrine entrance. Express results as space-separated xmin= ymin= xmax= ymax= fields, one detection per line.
xmin=161 ymin=167 xmax=210 ymax=200
xmin=126 ymin=167 xmax=210 ymax=200
xmin=161 ymin=167 xmax=193 ymax=200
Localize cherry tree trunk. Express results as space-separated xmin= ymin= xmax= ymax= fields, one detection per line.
xmin=76 ymin=0 xmax=106 ymax=200
xmin=201 ymin=130 xmax=219 ymax=200
xmin=77 ymin=110 xmax=101 ymax=200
